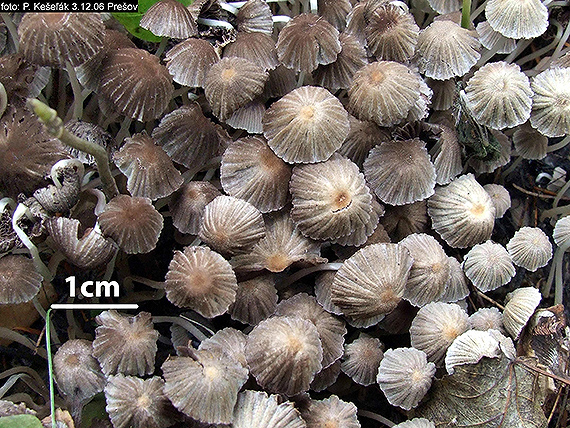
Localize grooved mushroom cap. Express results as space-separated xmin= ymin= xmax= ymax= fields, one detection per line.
xmin=301 ymin=395 xmax=360 ymax=428
xmin=18 ymin=13 xmax=105 ymax=67
xmin=98 ymin=195 xmax=163 ymax=254
xmin=164 ymin=245 xmax=238 ymax=318
xmin=381 ymin=201 xmax=429 ymax=242
xmin=554 ymin=216 xmax=570 ymax=247
xmin=290 ymin=154 xmax=373 ymax=240
xmin=0 ymin=255 xmax=43 ymax=304
xmin=276 ymin=13 xmax=341 ymax=73
xmin=410 ymin=302 xmax=470 ymax=364
xmin=317 ymin=0 xmax=352 ymax=31
xmin=428 ymin=174 xmax=495 ymax=248
xmin=503 ymin=287 xmax=541 ymax=339
xmin=339 ymin=116 xmax=391 ymax=168
xmin=152 ymin=104 xmax=220 ymax=169
xmin=93 ymin=311 xmax=159 ymax=376
xmin=377 ymin=347 xmax=436 ymax=410
xmin=400 ymin=233 xmax=450 ymax=306
xmin=366 ymin=4 xmax=419 ymax=63
xmin=165 ymin=38 xmax=219 ymax=88
xmin=221 ymin=136 xmax=291 ymax=213
xmin=232 ymin=390 xmax=306 ymax=428
xmin=168 ymin=181 xmax=221 ymax=235
xmin=415 ymin=20 xmax=480 ymax=80
xmin=439 ymin=256 xmax=470 ymax=303
xmin=530 ymin=67 xmax=570 ymax=137
xmin=204 ymin=56 xmax=268 ymax=121
xmin=113 ymin=133 xmax=183 ymax=200
xmin=476 ymin=21 xmax=517 ymax=54
xmin=236 ymin=0 xmax=274 ymax=34
xmin=228 ymin=275 xmax=278 ymax=325
xmin=263 ymin=86 xmax=350 ymax=164
xmin=224 ymin=32 xmax=279 ymax=71
xmin=463 ymin=62 xmax=532 ymax=130
xmin=513 ymin=121 xmax=548 ymax=160
xmin=348 ymin=61 xmax=423 ymax=127
xmin=162 ymin=349 xmax=248 ymax=424
xmin=199 ymin=195 xmax=265 ymax=255
xmin=198 ymin=327 xmax=248 ymax=368
xmin=483 ymin=183 xmax=511 ymax=219
xmin=469 ymin=307 xmax=504 ymax=333
xmin=463 ymin=241 xmax=515 ymax=292
xmin=444 ymin=329 xmax=503 ymax=375
xmin=364 ymin=138 xmax=436 ymax=205
xmin=485 ymin=0 xmax=548 ymax=39
xmin=507 ymin=227 xmax=552 ymax=272
xmin=99 ymin=48 xmax=174 ymax=122
xmin=393 ymin=419 xmax=436 ymax=428
xmin=276 ymin=293 xmax=347 ymax=369
xmin=341 ymin=335 xmax=384 ymax=386
xmin=331 ymin=243 xmax=414 ymax=326
xmin=140 ymin=0 xmax=198 ymax=39
xmin=105 ymin=375 xmax=178 ymax=428
xmin=427 ymin=0 xmax=461 ymax=14
xmin=246 ymin=316 xmax=323 ymax=396
xmin=53 ymin=339 xmax=106 ymax=404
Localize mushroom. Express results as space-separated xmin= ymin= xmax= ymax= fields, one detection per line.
xmin=507 ymin=227 xmax=553 ymax=272
xmin=300 ymin=395 xmax=360 ymax=428
xmin=165 ymin=39 xmax=220 ymax=88
xmin=485 ymin=0 xmax=548 ymax=39
xmin=530 ymin=67 xmax=570 ymax=137
xmin=462 ymin=241 xmax=515 ymax=292
xmin=341 ymin=334 xmax=384 ymax=386
xmin=140 ymin=0 xmax=198 ymax=39
xmin=229 ymin=274 xmax=278 ymax=325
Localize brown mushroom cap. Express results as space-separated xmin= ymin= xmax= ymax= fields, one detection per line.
xmin=0 ymin=255 xmax=43 ymax=304
xmin=168 ymin=181 xmax=221 ymax=235
xmin=236 ymin=0 xmax=274 ymax=34
xmin=140 ymin=0 xmax=198 ymax=39
xmin=165 ymin=39 xmax=220 ymax=88
xmin=224 ymin=32 xmax=279 ymax=71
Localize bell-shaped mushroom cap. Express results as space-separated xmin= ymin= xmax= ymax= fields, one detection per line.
xmin=554 ymin=216 xmax=570 ymax=247
xmin=485 ymin=0 xmax=548 ymax=39
xmin=98 ymin=195 xmax=163 ymax=254
xmin=438 ymin=256 xmax=470 ymax=303
xmin=276 ymin=293 xmax=347 ymax=369
xmin=348 ymin=61 xmax=424 ymax=127
xmin=230 ymin=210 xmax=325 ymax=273
xmin=410 ymin=302 xmax=470 ymax=364
xmin=507 ymin=227 xmax=552 ymax=272
xmin=338 ymin=116 xmax=391 ymax=168
xmin=140 ymin=0 xmax=198 ymax=39
xmin=427 ymin=0 xmax=461 ymax=14
xmin=152 ymin=104 xmax=220 ymax=169
xmin=18 ymin=13 xmax=104 ymax=67
xmin=105 ymin=375 xmax=177 ymax=428
xmin=415 ymin=20 xmax=480 ymax=80
xmin=503 ymin=287 xmax=541 ymax=339
xmin=483 ymin=183 xmax=511 ymax=219
xmin=530 ymin=67 xmax=570 ymax=137
xmin=400 ymin=233 xmax=450 ymax=306
xmin=301 ymin=395 xmax=359 ymax=428
xmin=224 ymin=32 xmax=279 ymax=71
xmin=341 ymin=334 xmax=384 ymax=386
xmin=162 ymin=348 xmax=248 ymax=424
xmin=0 ymin=109 xmax=66 ymax=197
xmin=276 ymin=13 xmax=341 ymax=73
xmin=53 ymin=339 xmax=106 ymax=404
xmin=46 ymin=217 xmax=118 ymax=269
xmin=445 ymin=329 xmax=503 ymax=375
xmin=428 ymin=174 xmax=495 ymax=248
xmin=0 ymin=255 xmax=43 ymax=304
xmin=236 ymin=0 xmax=274 ymax=34
xmin=476 ymin=21 xmax=517 ymax=55
xmin=113 ymin=133 xmax=183 ymax=200
xmin=198 ymin=327 xmax=248 ymax=368
xmin=513 ymin=121 xmax=548 ymax=160
xmin=263 ymin=86 xmax=350 ymax=164
xmin=225 ymin=99 xmax=266 ymax=134
xmin=92 ymin=311 xmax=159 ymax=376
xmin=331 ymin=243 xmax=414 ymax=326
xmin=364 ymin=138 xmax=436 ymax=205
xmin=463 ymin=62 xmax=532 ymax=130
xmin=427 ymin=123 xmax=463 ymax=185
xmin=232 ymin=390 xmax=305 ymax=428
xmin=245 ymin=315 xmax=323 ymax=396
xmin=168 ymin=181 xmax=221 ymax=235
xmin=199 ymin=195 xmax=265 ymax=255
xmin=99 ymin=48 xmax=173 ymax=122
xmin=204 ymin=57 xmax=268 ymax=121
xmin=318 ymin=0 xmax=352 ymax=31
xmin=366 ymin=4 xmax=419 ymax=63
xmin=469 ymin=307 xmax=504 ymax=333
xmin=331 ymin=197 xmax=384 ymax=247
xmin=377 ymin=347 xmax=436 ymax=410
xmin=165 ymin=38 xmax=219 ymax=88
xmin=313 ymin=32 xmax=368 ymax=93
xmin=393 ymin=419 xmax=436 ymax=428
xmin=229 ymin=274 xmax=278 ymax=325
xmin=164 ymin=245 xmax=238 ymax=318
xmin=290 ymin=155 xmax=373 ymax=240
xmin=463 ymin=241 xmax=515 ymax=292
xmin=221 ymin=136 xmax=291 ymax=213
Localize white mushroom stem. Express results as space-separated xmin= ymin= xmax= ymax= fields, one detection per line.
xmin=152 ymin=316 xmax=210 ymax=343
xmin=219 ymin=1 xmax=239 ymax=14
xmin=273 ymin=15 xmax=291 ymax=23
xmin=11 ymin=203 xmax=53 ymax=281
xmin=279 ymin=262 xmax=343 ymax=289
xmin=0 ymin=82 xmax=7 ymax=119
xmin=517 ymin=21 xmax=564 ymax=69
xmin=0 ymin=197 xmax=16 ymax=215
xmin=309 ymin=0 xmax=317 ymax=13
xmin=85 ymin=188 xmax=107 ymax=216
xmin=544 ymin=240 xmax=570 ymax=303
xmin=197 ymin=18 xmax=235 ymax=30
xmin=358 ymin=410 xmax=395 ymax=427
xmin=65 ymin=61 xmax=84 ymax=120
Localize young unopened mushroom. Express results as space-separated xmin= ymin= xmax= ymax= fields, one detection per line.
xmin=469 ymin=307 xmax=504 ymax=333
xmin=377 ymin=347 xmax=436 ymax=410
xmin=463 ymin=241 xmax=515 ymax=292
xmin=507 ymin=227 xmax=552 ymax=272
xmin=485 ymin=0 xmax=548 ymax=39
xmin=92 ymin=311 xmax=159 ymax=376
xmin=341 ymin=334 xmax=384 ymax=386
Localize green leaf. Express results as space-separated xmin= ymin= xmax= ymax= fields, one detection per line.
xmin=0 ymin=415 xmax=43 ymax=428
xmin=112 ymin=0 xmax=195 ymax=42
xmin=415 ymin=356 xmax=547 ymax=428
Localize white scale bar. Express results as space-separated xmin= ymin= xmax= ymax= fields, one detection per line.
xmin=51 ymin=304 xmax=139 ymax=310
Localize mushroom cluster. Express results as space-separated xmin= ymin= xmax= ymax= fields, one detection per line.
xmin=1 ymin=1 xmax=570 ymax=427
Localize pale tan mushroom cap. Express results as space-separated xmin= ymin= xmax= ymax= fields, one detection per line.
xmin=503 ymin=287 xmax=541 ymax=339
xmin=462 ymin=241 xmax=515 ymax=292
xmin=485 ymin=0 xmax=548 ymax=39
xmin=507 ymin=227 xmax=553 ymax=271
xmin=301 ymin=395 xmax=360 ymax=428
xmin=530 ymin=67 xmax=570 ymax=137
xmin=341 ymin=335 xmax=384 ymax=386
xmin=233 ymin=390 xmax=306 ymax=428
